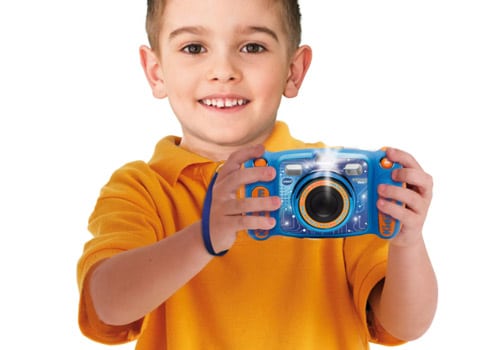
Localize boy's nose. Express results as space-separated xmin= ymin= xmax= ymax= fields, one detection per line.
xmin=206 ymin=54 xmax=242 ymax=83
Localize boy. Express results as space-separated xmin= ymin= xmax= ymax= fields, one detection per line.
xmin=77 ymin=0 xmax=438 ymax=349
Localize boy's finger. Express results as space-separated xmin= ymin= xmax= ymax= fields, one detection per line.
xmin=214 ymin=166 xmax=276 ymax=197
xmin=226 ymin=196 xmax=281 ymax=216
xmin=238 ymin=166 xmax=276 ymax=187
xmin=377 ymin=198 xmax=413 ymax=223
xmin=391 ymin=168 xmax=433 ymax=199
xmin=378 ymin=184 xmax=427 ymax=215
xmin=218 ymin=144 xmax=265 ymax=179
xmin=230 ymin=214 xmax=277 ymax=232
xmin=385 ymin=147 xmax=423 ymax=171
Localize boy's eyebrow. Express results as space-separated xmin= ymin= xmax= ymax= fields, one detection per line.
xmin=168 ymin=25 xmax=279 ymax=42
xmin=243 ymin=26 xmax=279 ymax=42
xmin=168 ymin=26 xmax=205 ymax=40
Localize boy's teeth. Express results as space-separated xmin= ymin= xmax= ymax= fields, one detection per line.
xmin=202 ymin=98 xmax=247 ymax=108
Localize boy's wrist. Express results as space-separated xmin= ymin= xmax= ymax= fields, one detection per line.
xmin=202 ymin=172 xmax=229 ymax=256
xmin=389 ymin=230 xmax=424 ymax=248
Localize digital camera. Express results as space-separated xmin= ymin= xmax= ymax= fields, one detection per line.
xmin=244 ymin=148 xmax=403 ymax=240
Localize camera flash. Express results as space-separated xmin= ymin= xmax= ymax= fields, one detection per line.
xmin=285 ymin=164 xmax=303 ymax=176
xmin=344 ymin=163 xmax=363 ymax=176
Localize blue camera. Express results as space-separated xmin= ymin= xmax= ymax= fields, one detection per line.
xmin=244 ymin=148 xmax=403 ymax=240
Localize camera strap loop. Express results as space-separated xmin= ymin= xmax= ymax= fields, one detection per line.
xmin=202 ymin=172 xmax=229 ymax=257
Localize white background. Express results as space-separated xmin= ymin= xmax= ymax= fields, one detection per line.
xmin=1 ymin=1 xmax=499 ymax=349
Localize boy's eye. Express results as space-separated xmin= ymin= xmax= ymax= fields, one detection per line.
xmin=241 ymin=43 xmax=265 ymax=53
xmin=182 ymin=44 xmax=206 ymax=54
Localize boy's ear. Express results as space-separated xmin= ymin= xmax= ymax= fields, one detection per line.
xmin=283 ymin=45 xmax=313 ymax=98
xmin=140 ymin=45 xmax=168 ymax=99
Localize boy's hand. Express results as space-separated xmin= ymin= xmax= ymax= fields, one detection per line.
xmin=208 ymin=145 xmax=281 ymax=253
xmin=376 ymin=148 xmax=433 ymax=247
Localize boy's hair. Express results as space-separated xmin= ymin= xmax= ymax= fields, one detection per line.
xmin=146 ymin=0 xmax=302 ymax=53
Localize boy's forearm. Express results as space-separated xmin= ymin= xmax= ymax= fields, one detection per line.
xmin=89 ymin=221 xmax=212 ymax=326
xmin=370 ymin=236 xmax=438 ymax=341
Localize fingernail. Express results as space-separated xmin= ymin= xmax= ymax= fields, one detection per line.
xmin=264 ymin=166 xmax=276 ymax=180
xmin=378 ymin=184 xmax=387 ymax=194
xmin=272 ymin=196 xmax=282 ymax=207
xmin=267 ymin=217 xmax=276 ymax=228
xmin=377 ymin=198 xmax=386 ymax=208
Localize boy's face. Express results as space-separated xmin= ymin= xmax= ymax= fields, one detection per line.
xmin=142 ymin=0 xmax=310 ymax=160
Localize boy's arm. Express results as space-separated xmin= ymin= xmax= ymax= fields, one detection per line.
xmin=369 ymin=147 xmax=438 ymax=341
xmin=89 ymin=221 xmax=211 ymax=326
xmin=89 ymin=145 xmax=280 ymax=326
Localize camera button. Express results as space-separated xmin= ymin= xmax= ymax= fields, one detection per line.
xmin=380 ymin=157 xmax=394 ymax=169
xmin=251 ymin=186 xmax=270 ymax=198
xmin=254 ymin=230 xmax=270 ymax=239
xmin=253 ymin=158 xmax=268 ymax=167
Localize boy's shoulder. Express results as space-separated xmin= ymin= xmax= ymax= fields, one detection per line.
xmin=100 ymin=160 xmax=161 ymax=198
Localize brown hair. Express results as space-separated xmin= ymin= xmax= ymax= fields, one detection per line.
xmin=145 ymin=0 xmax=302 ymax=53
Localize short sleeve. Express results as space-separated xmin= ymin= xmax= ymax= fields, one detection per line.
xmin=77 ymin=162 xmax=166 ymax=343
xmin=343 ymin=235 xmax=405 ymax=346
xmin=78 ymin=264 xmax=145 ymax=344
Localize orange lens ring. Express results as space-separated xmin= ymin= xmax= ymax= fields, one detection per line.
xmin=298 ymin=179 xmax=350 ymax=229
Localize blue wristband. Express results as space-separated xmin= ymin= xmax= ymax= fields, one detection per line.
xmin=202 ymin=172 xmax=228 ymax=256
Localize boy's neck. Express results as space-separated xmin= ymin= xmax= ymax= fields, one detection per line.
xmin=178 ymin=140 xmax=254 ymax=162
xmin=178 ymin=130 xmax=274 ymax=162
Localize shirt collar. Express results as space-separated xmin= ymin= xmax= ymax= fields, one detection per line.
xmin=148 ymin=121 xmax=311 ymax=185
xmin=148 ymin=135 xmax=212 ymax=185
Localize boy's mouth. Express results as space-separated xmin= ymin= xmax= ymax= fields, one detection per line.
xmin=199 ymin=98 xmax=249 ymax=109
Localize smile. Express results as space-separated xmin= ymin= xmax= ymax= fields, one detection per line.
xmin=200 ymin=98 xmax=249 ymax=108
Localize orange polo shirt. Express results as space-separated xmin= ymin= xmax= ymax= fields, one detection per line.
xmin=77 ymin=121 xmax=403 ymax=349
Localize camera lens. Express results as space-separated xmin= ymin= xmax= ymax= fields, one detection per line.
xmin=297 ymin=177 xmax=351 ymax=230
xmin=305 ymin=186 xmax=344 ymax=223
